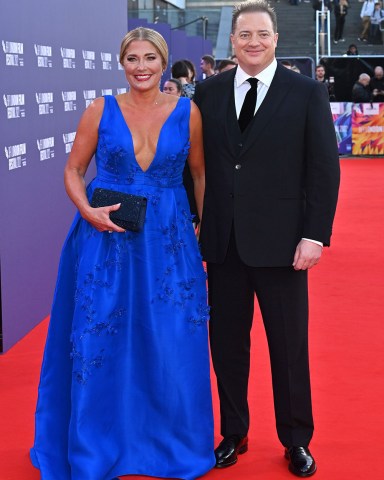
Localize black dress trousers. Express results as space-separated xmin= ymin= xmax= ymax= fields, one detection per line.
xmin=208 ymin=229 xmax=314 ymax=447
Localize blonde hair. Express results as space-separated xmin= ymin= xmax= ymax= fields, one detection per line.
xmin=119 ymin=27 xmax=168 ymax=70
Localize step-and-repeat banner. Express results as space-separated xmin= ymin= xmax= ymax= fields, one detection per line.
xmin=0 ymin=0 xmax=128 ymax=352
xmin=331 ymin=102 xmax=384 ymax=155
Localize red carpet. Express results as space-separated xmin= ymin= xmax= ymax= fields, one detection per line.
xmin=1 ymin=158 xmax=383 ymax=479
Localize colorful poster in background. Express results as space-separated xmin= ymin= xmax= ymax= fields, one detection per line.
xmin=352 ymin=103 xmax=384 ymax=155
xmin=330 ymin=102 xmax=352 ymax=155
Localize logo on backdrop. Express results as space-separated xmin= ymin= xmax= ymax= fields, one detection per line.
xmin=3 ymin=94 xmax=25 ymax=119
xmin=62 ymin=132 xmax=76 ymax=154
xmin=82 ymin=50 xmax=95 ymax=70
xmin=83 ymin=90 xmax=96 ymax=108
xmin=35 ymin=92 xmax=54 ymax=115
xmin=37 ymin=137 xmax=55 ymax=161
xmin=62 ymin=91 xmax=77 ymax=111
xmin=101 ymin=52 xmax=112 ymax=70
xmin=61 ymin=47 xmax=76 ymax=69
xmin=361 ymin=103 xmax=380 ymax=117
xmin=116 ymin=54 xmax=123 ymax=70
xmin=34 ymin=44 xmax=53 ymax=68
xmin=101 ymin=89 xmax=113 ymax=96
xmin=4 ymin=143 xmax=27 ymax=170
xmin=117 ymin=88 xmax=127 ymax=94
xmin=2 ymin=40 xmax=24 ymax=66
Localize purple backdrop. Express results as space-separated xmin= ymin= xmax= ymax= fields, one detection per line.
xmin=1 ymin=2 xmax=211 ymax=353
xmin=0 ymin=0 xmax=128 ymax=352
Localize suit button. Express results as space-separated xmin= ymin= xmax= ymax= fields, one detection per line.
xmin=238 ymin=143 xmax=243 ymax=147
xmin=235 ymin=164 xmax=241 ymax=170
xmin=229 ymin=193 xmax=234 ymax=198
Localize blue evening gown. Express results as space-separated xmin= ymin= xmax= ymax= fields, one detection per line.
xmin=30 ymin=96 xmax=215 ymax=480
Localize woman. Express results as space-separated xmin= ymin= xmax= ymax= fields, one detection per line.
xmin=182 ymin=58 xmax=197 ymax=84
xmin=163 ymin=77 xmax=182 ymax=96
xmin=333 ymin=0 xmax=349 ymax=44
xmin=30 ymin=27 xmax=215 ymax=480
xmin=171 ymin=60 xmax=195 ymax=99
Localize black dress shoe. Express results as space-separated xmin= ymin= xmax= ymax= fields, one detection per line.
xmin=285 ymin=446 xmax=317 ymax=477
xmin=214 ymin=434 xmax=248 ymax=468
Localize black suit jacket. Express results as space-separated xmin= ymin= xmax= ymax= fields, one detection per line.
xmin=194 ymin=64 xmax=340 ymax=267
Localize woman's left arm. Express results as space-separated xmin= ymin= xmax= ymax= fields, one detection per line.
xmin=188 ymin=102 xmax=205 ymax=223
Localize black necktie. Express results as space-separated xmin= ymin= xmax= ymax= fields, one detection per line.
xmin=238 ymin=78 xmax=259 ymax=132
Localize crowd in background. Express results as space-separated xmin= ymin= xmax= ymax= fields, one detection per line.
xmin=314 ymin=63 xmax=384 ymax=101
xmin=287 ymin=0 xmax=384 ymax=45
xmin=162 ymin=53 xmax=384 ymax=105
xmin=160 ymin=2 xmax=383 ymax=104
xmin=358 ymin=0 xmax=384 ymax=44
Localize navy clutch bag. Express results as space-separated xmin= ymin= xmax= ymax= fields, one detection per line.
xmin=91 ymin=188 xmax=147 ymax=232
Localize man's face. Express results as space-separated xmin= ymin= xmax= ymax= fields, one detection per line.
xmin=316 ymin=67 xmax=325 ymax=80
xmin=374 ymin=67 xmax=383 ymax=79
xmin=230 ymin=12 xmax=278 ymax=77
xmin=200 ymin=59 xmax=210 ymax=73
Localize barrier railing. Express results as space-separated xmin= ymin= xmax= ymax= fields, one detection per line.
xmin=315 ymin=9 xmax=331 ymax=64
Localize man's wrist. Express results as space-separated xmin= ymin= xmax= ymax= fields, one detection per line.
xmin=302 ymin=238 xmax=323 ymax=247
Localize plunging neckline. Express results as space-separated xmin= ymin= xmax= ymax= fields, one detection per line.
xmin=112 ymin=95 xmax=181 ymax=173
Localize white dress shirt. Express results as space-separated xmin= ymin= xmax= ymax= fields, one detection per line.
xmin=234 ymin=59 xmax=277 ymax=118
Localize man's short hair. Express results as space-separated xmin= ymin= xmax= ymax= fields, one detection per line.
xmin=232 ymin=0 xmax=277 ymax=34
xmin=201 ymin=55 xmax=215 ymax=68
xmin=218 ymin=59 xmax=237 ymax=72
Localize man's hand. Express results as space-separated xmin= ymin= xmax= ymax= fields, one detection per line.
xmin=292 ymin=239 xmax=323 ymax=271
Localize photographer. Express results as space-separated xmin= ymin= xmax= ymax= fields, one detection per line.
xmin=315 ymin=64 xmax=337 ymax=101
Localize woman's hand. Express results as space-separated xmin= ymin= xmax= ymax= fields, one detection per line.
xmin=81 ymin=203 xmax=126 ymax=233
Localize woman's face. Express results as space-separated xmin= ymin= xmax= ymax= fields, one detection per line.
xmin=187 ymin=68 xmax=194 ymax=83
xmin=163 ymin=81 xmax=181 ymax=96
xmin=121 ymin=40 xmax=163 ymax=92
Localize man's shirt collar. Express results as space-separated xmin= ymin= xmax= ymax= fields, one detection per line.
xmin=235 ymin=59 xmax=277 ymax=87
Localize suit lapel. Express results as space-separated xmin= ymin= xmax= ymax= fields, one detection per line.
xmin=225 ymin=86 xmax=242 ymax=158
xmin=214 ymin=69 xmax=242 ymax=159
xmin=239 ymin=65 xmax=292 ymax=159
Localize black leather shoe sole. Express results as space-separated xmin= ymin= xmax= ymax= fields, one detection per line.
xmin=288 ymin=463 xmax=317 ymax=478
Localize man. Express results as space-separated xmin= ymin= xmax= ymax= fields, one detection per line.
xmin=199 ymin=54 xmax=216 ymax=80
xmin=358 ymin=0 xmax=375 ymax=42
xmin=314 ymin=64 xmax=326 ymax=81
xmin=370 ymin=66 xmax=384 ymax=102
xmin=218 ymin=58 xmax=237 ymax=73
xmin=368 ymin=2 xmax=384 ymax=44
xmin=194 ymin=1 xmax=340 ymax=477
xmin=315 ymin=64 xmax=336 ymax=101
xmin=352 ymin=73 xmax=372 ymax=102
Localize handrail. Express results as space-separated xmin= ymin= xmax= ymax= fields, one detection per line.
xmin=315 ymin=10 xmax=331 ymax=64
